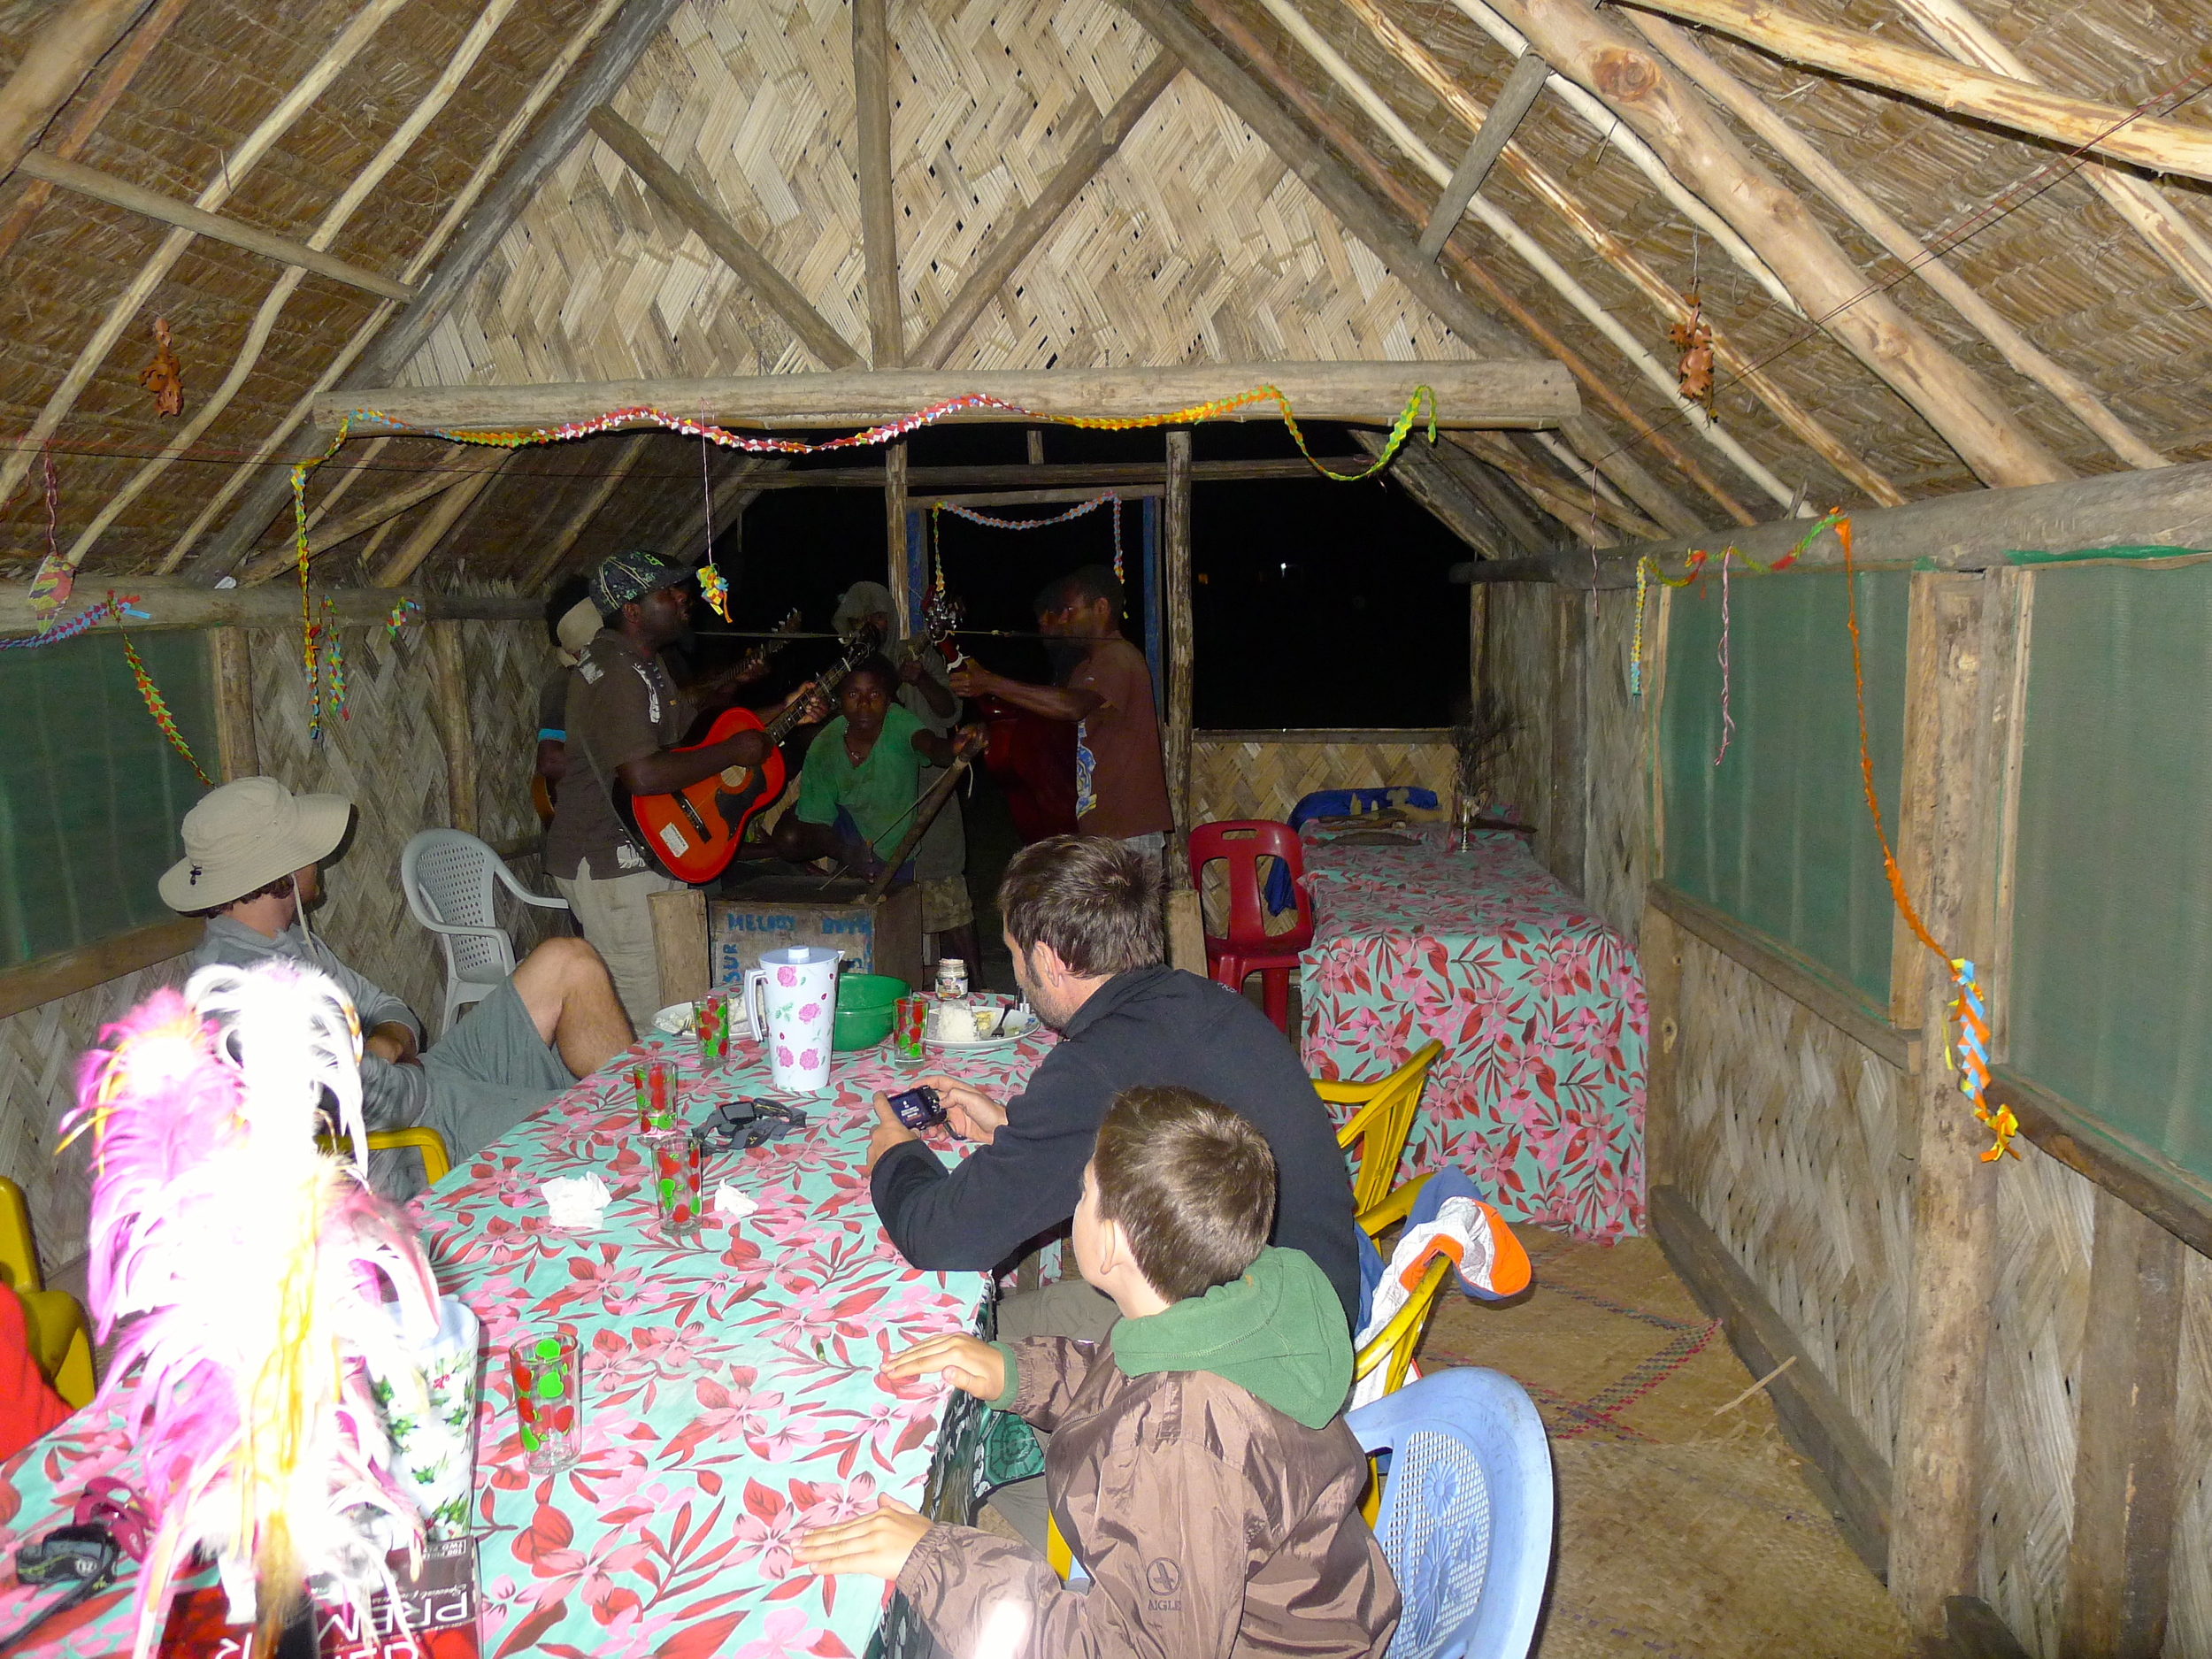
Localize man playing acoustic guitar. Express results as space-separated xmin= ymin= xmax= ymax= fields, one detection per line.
xmin=547 ymin=549 xmax=821 ymax=1026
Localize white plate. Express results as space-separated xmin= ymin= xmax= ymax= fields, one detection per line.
xmin=926 ymin=996 xmax=1040 ymax=1049
xmin=651 ymin=1002 xmax=696 ymax=1036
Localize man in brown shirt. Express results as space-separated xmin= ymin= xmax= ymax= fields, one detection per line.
xmin=950 ymin=565 xmax=1171 ymax=854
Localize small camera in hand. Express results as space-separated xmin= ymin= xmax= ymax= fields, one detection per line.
xmin=886 ymin=1086 xmax=945 ymax=1130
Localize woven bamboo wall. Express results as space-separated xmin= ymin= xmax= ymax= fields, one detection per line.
xmin=1187 ymin=730 xmax=1453 ymax=827
xmin=1480 ymin=581 xmax=1553 ymax=858
xmin=2174 ymin=1248 xmax=2212 ymax=1658
xmin=1671 ymin=926 xmax=1916 ymax=1461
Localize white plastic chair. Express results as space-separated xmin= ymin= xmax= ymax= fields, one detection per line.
xmin=1348 ymin=1367 xmax=1555 ymax=1659
xmin=400 ymin=829 xmax=570 ymax=1034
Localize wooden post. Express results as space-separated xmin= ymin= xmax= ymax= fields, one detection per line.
xmin=2059 ymin=1187 xmax=2184 ymax=1657
xmin=1639 ymin=903 xmax=1683 ymax=1190
xmin=209 ymin=626 xmax=258 ymax=781
xmin=649 ymin=887 xmax=711 ymax=1006
xmin=1163 ymin=430 xmax=1203 ymax=971
xmin=1544 ymin=587 xmax=1589 ymax=893
xmin=1887 ymin=572 xmax=2001 ymax=1640
xmin=885 ymin=441 xmax=911 ymax=637
xmin=1467 ymin=582 xmax=1486 ymax=713
xmin=852 ymin=0 xmax=902 ymax=369
xmin=426 ymin=620 xmax=477 ymax=835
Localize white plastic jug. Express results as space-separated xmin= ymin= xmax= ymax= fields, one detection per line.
xmin=742 ymin=945 xmax=842 ymax=1092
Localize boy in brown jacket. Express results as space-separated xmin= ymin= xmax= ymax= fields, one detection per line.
xmin=798 ymin=1086 xmax=1400 ymax=1659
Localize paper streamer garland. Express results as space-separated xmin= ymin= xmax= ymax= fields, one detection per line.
xmin=121 ymin=630 xmax=215 ymax=787
xmin=0 ymin=591 xmax=148 ymax=649
xmin=1629 ymin=508 xmax=1842 ymax=697
xmin=385 ymin=598 xmax=422 ymax=641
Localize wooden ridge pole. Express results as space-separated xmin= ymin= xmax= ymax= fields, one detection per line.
xmin=1493 ymin=0 xmax=2071 ymax=489
xmin=853 ymin=0 xmax=903 ymax=368
xmin=586 ymin=104 xmax=860 ymax=370
xmin=1619 ymin=0 xmax=2212 ymax=185
xmin=0 ymin=0 xmax=152 ymax=180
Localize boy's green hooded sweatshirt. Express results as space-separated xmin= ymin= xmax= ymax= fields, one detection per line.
xmin=1104 ymin=1245 xmax=1352 ymax=1428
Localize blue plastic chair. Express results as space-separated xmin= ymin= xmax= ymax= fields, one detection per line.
xmin=1348 ymin=1367 xmax=1555 ymax=1659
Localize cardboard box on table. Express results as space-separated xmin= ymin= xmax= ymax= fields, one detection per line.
xmin=649 ymin=879 xmax=926 ymax=1006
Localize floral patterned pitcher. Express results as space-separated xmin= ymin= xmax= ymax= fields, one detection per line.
xmin=741 ymin=946 xmax=841 ymax=1092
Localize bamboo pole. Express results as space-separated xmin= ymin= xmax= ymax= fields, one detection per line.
xmin=1253 ymin=0 xmax=1803 ymax=511
xmin=0 ymin=0 xmax=151 ymax=180
xmin=1624 ymin=12 xmax=2169 ymax=474
xmin=373 ymin=456 xmax=513 ymax=588
xmin=426 ymin=620 xmax=478 ymax=834
xmin=1492 ymin=0 xmax=2072 ymax=489
xmin=886 ymin=442 xmax=911 ymax=637
xmin=586 ymin=104 xmax=860 ymax=370
xmin=1892 ymin=0 xmax=2212 ymax=313
xmin=1338 ymin=0 xmax=1904 ymax=507
xmin=853 ymin=0 xmax=902 ymax=368
xmin=914 ymin=55 xmax=1179 ymax=369
xmin=0 ymin=580 xmax=535 ymax=638
xmin=1619 ymin=0 xmax=2212 ymax=185
xmin=520 ymin=432 xmax=657 ymax=591
xmin=210 ymin=626 xmax=258 ymax=781
xmin=169 ymin=0 xmax=653 ymax=580
xmin=0 ymin=0 xmax=190 ymax=265
xmin=0 ymin=0 xmax=414 ymax=514
xmin=864 ymin=761 xmax=970 ymax=901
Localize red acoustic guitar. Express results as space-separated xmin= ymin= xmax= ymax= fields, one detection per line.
xmin=617 ymin=629 xmax=870 ymax=883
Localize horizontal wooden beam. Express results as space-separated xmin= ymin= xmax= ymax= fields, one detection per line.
xmin=1193 ymin=726 xmax=1452 ymax=742
xmin=0 ymin=918 xmax=198 ymax=1022
xmin=916 ymin=484 xmax=1163 ymax=509
xmin=1650 ymin=1184 xmax=1893 ymax=1577
xmin=0 ymin=578 xmax=538 ymax=637
xmin=1988 ymin=1069 xmax=2212 ymax=1263
xmin=1619 ymin=0 xmax=2212 ymax=186
xmin=1498 ymin=457 xmax=2212 ymax=586
xmin=313 ymin=360 xmax=1579 ymax=434
xmin=751 ymin=456 xmax=1371 ymax=490
xmin=15 ymin=150 xmax=417 ymax=299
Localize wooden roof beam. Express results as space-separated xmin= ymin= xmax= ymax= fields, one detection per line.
xmin=1892 ymin=0 xmax=2212 ymax=314
xmin=0 ymin=0 xmax=151 ymax=180
xmin=177 ymin=0 xmax=683 ymax=584
xmin=915 ymin=54 xmax=1180 ymax=369
xmin=1351 ymin=430 xmax=1523 ymax=560
xmin=1417 ymin=51 xmax=1546 ymax=262
xmin=587 ymin=105 xmax=860 ymax=370
xmin=1626 ymin=12 xmax=2168 ymax=472
xmin=1620 ymin=0 xmax=2212 ymax=185
xmin=373 ymin=454 xmax=517 ymax=587
xmin=853 ymin=0 xmax=902 ymax=367
xmin=520 ymin=433 xmax=655 ymax=590
xmin=1491 ymin=0 xmax=2070 ymax=489
xmin=311 ymin=361 xmax=1578 ymax=433
xmin=1335 ymin=0 xmax=1901 ymax=506
xmin=1121 ymin=0 xmax=1716 ymax=535
xmin=240 ymin=449 xmax=491 ymax=583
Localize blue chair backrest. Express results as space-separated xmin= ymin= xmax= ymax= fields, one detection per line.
xmin=1271 ymin=788 xmax=1440 ymax=911
xmin=1347 ymin=1367 xmax=1554 ymax=1659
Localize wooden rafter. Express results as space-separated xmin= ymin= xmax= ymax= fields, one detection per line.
xmin=587 ymin=104 xmax=861 ymax=370
xmin=301 ymin=437 xmax=391 ymax=534
xmin=914 ymin=54 xmax=1180 ymax=369
xmin=1493 ymin=0 xmax=2070 ymax=488
xmin=1620 ymin=0 xmax=2212 ymax=185
xmin=0 ymin=0 xmax=151 ymax=180
xmin=519 ymin=433 xmax=655 ymax=590
xmin=1893 ymin=0 xmax=2212 ymax=314
xmin=1458 ymin=429 xmax=1665 ymax=543
xmin=1129 ymin=0 xmax=1718 ymax=534
xmin=177 ymin=0 xmax=678 ymax=583
xmin=241 ymin=450 xmax=491 ymax=583
xmin=1333 ymin=0 xmax=1902 ymax=506
xmin=373 ymin=454 xmax=517 ymax=587
xmin=1417 ymin=50 xmax=1546 ymax=261
xmin=0 ymin=0 xmax=414 ymax=515
xmin=1352 ymin=432 xmax=1522 ymax=560
xmin=1626 ymin=12 xmax=2168 ymax=472
xmin=0 ymin=0 xmax=191 ymax=265
xmin=853 ymin=0 xmax=903 ymax=368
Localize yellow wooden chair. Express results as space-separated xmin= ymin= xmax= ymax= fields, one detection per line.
xmin=1318 ymin=1039 xmax=1444 ymax=1220
xmin=315 ymin=1126 xmax=454 ymax=1186
xmin=0 ymin=1179 xmax=96 ymax=1409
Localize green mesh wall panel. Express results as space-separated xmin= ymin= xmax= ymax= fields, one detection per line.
xmin=2011 ymin=563 xmax=2212 ymax=1183
xmin=0 ymin=629 xmax=215 ymax=969
xmin=1662 ymin=569 xmax=1909 ymax=1007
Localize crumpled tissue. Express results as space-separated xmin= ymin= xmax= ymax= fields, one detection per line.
xmin=714 ymin=1181 xmax=757 ymax=1220
xmin=543 ymin=1173 xmax=611 ymax=1229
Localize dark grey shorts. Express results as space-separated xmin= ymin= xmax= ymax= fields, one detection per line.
xmin=420 ymin=978 xmax=575 ymax=1170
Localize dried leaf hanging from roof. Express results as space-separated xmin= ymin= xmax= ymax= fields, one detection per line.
xmin=1669 ymin=289 xmax=1715 ymax=414
xmin=141 ymin=316 xmax=183 ymax=417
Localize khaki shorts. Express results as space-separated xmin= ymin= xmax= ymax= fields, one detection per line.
xmin=554 ymin=858 xmax=680 ymax=1029
xmin=919 ymin=874 xmax=973 ymax=933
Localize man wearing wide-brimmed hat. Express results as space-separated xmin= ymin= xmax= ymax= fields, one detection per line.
xmin=165 ymin=776 xmax=631 ymax=1194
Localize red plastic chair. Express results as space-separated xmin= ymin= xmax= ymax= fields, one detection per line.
xmin=1187 ymin=820 xmax=1314 ymax=1032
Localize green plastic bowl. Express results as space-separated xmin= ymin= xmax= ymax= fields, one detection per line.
xmin=833 ymin=972 xmax=908 ymax=1050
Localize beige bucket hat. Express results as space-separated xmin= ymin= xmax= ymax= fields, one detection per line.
xmin=554 ymin=596 xmax=601 ymax=665
xmin=159 ymin=777 xmax=352 ymax=912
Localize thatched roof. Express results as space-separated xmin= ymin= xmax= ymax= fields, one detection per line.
xmin=4 ymin=0 xmax=2209 ymax=593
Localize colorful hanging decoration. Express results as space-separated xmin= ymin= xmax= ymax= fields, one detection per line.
xmin=697 ymin=432 xmax=733 ymax=621
xmin=319 ymin=595 xmax=347 ymax=728
xmin=0 ymin=591 xmax=148 ymax=650
xmin=384 ymin=597 xmax=422 ymax=641
xmin=140 ymin=316 xmax=184 ymax=418
xmin=122 ymin=630 xmax=215 ymax=787
xmin=1711 ymin=549 xmax=1734 ymax=766
xmin=28 ymin=450 xmax=71 ymax=629
xmin=1669 ymin=290 xmax=1714 ymax=414
xmin=1628 ymin=508 xmax=1841 ymax=695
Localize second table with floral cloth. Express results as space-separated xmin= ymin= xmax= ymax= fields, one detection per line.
xmin=0 ymin=1015 xmax=1049 ymax=1659
xmin=1297 ymin=823 xmax=1647 ymax=1243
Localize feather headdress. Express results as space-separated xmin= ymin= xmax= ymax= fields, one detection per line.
xmin=65 ymin=960 xmax=443 ymax=1658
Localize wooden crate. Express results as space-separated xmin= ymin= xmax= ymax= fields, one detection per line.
xmin=707 ymin=879 xmax=924 ymax=991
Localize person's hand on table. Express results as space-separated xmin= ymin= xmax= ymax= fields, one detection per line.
xmin=365 ymin=1022 xmax=419 ymax=1066
xmin=914 ymin=1074 xmax=1006 ymax=1143
xmin=866 ymin=1094 xmax=919 ymax=1171
xmin=884 ymin=1333 xmax=1007 ymax=1400
xmin=795 ymin=1494 xmax=932 ymax=1580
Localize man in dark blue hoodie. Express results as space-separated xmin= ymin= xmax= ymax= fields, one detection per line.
xmin=864 ymin=835 xmax=1360 ymax=1323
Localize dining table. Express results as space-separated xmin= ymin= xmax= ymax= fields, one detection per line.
xmin=1297 ymin=822 xmax=1648 ymax=1243
xmin=0 ymin=1006 xmax=1053 ymax=1659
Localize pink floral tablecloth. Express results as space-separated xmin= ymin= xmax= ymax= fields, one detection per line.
xmin=0 ymin=1020 xmax=1050 ymax=1658
xmin=1299 ymin=825 xmax=1647 ymax=1241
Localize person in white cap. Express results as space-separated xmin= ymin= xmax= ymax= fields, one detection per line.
xmin=164 ymin=777 xmax=632 ymax=1194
